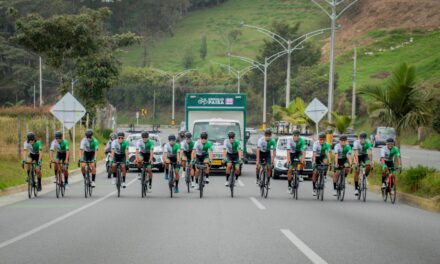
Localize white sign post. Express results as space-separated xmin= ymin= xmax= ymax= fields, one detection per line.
xmin=136 ymin=111 xmax=139 ymax=127
xmin=50 ymin=92 xmax=86 ymax=161
xmin=305 ymin=98 xmax=328 ymax=138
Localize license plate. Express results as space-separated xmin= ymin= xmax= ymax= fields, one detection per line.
xmin=212 ymin=160 xmax=222 ymax=166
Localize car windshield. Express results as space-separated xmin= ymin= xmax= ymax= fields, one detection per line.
xmin=193 ymin=121 xmax=241 ymax=141
xmin=378 ymin=127 xmax=395 ymax=136
xmin=276 ymin=137 xmax=313 ymax=150
xmin=128 ymin=135 xmax=161 ymax=147
xmin=247 ymin=134 xmax=260 ymax=146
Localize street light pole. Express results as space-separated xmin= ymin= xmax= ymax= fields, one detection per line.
xmin=351 ymin=44 xmax=357 ymax=125
xmin=311 ymin=0 xmax=360 ymax=122
xmin=286 ymin=41 xmax=291 ymax=105
xmin=210 ymin=61 xmax=256 ymax=94
xmin=39 ymin=56 xmax=43 ymax=107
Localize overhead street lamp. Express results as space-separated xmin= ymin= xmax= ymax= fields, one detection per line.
xmin=311 ymin=0 xmax=360 ymax=122
xmin=210 ymin=61 xmax=256 ymax=93
xmin=229 ymin=50 xmax=292 ymax=129
xmin=241 ymin=22 xmax=331 ymax=107
xmin=151 ymin=68 xmax=195 ymax=126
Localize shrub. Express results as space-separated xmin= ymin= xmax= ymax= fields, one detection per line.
xmin=399 ymin=165 xmax=436 ymax=193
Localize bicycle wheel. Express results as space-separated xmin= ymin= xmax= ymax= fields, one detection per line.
xmin=390 ymin=175 xmax=397 ymax=204
xmin=117 ymin=168 xmax=121 ymax=198
xmin=362 ymin=175 xmax=367 ymax=202
xmin=31 ymin=169 xmax=38 ymax=198
xmin=319 ymin=172 xmax=325 ymax=201
xmin=199 ymin=171 xmax=204 ymax=198
xmin=382 ymin=176 xmax=388 ymax=202
xmin=260 ymin=170 xmax=266 ymax=198
xmin=55 ymin=171 xmax=60 ymax=199
xmin=186 ymin=166 xmax=191 ymax=193
xmin=264 ymin=175 xmax=270 ymax=199
xmin=229 ymin=170 xmax=235 ymax=198
xmin=141 ymin=169 xmax=146 ymax=198
xmin=84 ymin=175 xmax=88 ymax=198
xmin=340 ymin=171 xmax=346 ymax=202
xmin=169 ymin=166 xmax=174 ymax=198
xmin=293 ymin=173 xmax=299 ymax=200
xmin=27 ymin=170 xmax=32 ymax=199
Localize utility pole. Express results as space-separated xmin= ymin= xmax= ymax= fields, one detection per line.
xmin=39 ymin=56 xmax=43 ymax=107
xmin=351 ymin=44 xmax=357 ymax=125
xmin=311 ymin=0 xmax=360 ymax=122
xmin=33 ymin=83 xmax=36 ymax=109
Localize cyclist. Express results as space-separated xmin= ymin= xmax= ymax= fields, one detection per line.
xmin=49 ymin=131 xmax=70 ymax=189
xmin=256 ymin=129 xmax=277 ymax=185
xmin=286 ymin=130 xmax=306 ymax=193
xmin=111 ymin=132 xmax=129 ymax=188
xmin=353 ymin=132 xmax=373 ymax=196
xmin=380 ymin=138 xmax=401 ymax=189
xmin=191 ymin=131 xmax=213 ymax=190
xmin=177 ymin=130 xmax=186 ymax=144
xmin=222 ymin=131 xmax=243 ymax=187
xmin=105 ymin=133 xmax=117 ymax=179
xmin=79 ymin=129 xmax=99 ymax=187
xmin=333 ymin=135 xmax=353 ymax=196
xmin=311 ymin=133 xmax=331 ymax=196
xmin=136 ymin=131 xmax=155 ymax=191
xmin=22 ymin=132 xmax=43 ymax=192
xmin=180 ymin=132 xmax=196 ymax=188
xmin=163 ymin=134 xmax=181 ymax=193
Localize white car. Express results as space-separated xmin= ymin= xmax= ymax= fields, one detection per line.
xmin=273 ymin=136 xmax=314 ymax=179
xmin=126 ymin=133 xmax=164 ymax=172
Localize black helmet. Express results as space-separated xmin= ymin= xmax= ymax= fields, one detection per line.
xmin=168 ymin=134 xmax=176 ymax=141
xmin=264 ymin=129 xmax=272 ymax=136
xmin=228 ymin=131 xmax=235 ymax=138
xmin=200 ymin=131 xmax=208 ymax=139
xmin=117 ymin=132 xmax=125 ymax=138
xmin=292 ymin=129 xmax=300 ymax=136
xmin=85 ymin=129 xmax=93 ymax=138
xmin=185 ymin=132 xmax=192 ymax=139
xmin=359 ymin=132 xmax=367 ymax=139
xmin=110 ymin=133 xmax=117 ymax=140
xmin=386 ymin=138 xmax=395 ymax=144
xmin=179 ymin=130 xmax=186 ymax=137
xmin=55 ymin=131 xmax=62 ymax=139
xmin=319 ymin=133 xmax=326 ymax=139
xmin=339 ymin=135 xmax=348 ymax=141
xmin=27 ymin=132 xmax=36 ymax=141
xmin=141 ymin=131 xmax=149 ymax=138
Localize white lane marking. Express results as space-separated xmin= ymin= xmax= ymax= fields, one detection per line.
xmin=237 ymin=179 xmax=245 ymax=187
xmin=281 ymin=229 xmax=328 ymax=264
xmin=250 ymin=197 xmax=266 ymax=210
xmin=0 ymin=178 xmax=137 ymax=250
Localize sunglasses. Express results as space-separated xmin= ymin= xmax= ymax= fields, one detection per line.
xmin=118 ymin=137 xmax=124 ymax=139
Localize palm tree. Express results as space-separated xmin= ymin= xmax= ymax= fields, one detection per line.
xmin=330 ymin=112 xmax=352 ymax=134
xmin=358 ymin=63 xmax=433 ymax=147
xmin=272 ymin=97 xmax=309 ymax=129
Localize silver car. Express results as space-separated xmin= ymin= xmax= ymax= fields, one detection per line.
xmin=273 ymin=136 xmax=314 ymax=179
xmin=126 ymin=133 xmax=164 ymax=172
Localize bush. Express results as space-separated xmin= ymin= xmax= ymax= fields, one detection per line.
xmin=420 ymin=133 xmax=440 ymax=150
xmin=399 ymin=165 xmax=436 ymax=193
xmin=100 ymin=128 xmax=113 ymax=140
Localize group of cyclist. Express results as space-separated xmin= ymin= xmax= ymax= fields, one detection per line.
xmin=22 ymin=126 xmax=401 ymax=197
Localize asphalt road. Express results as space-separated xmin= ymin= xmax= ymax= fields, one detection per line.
xmin=372 ymin=145 xmax=440 ymax=170
xmin=0 ymin=164 xmax=439 ymax=264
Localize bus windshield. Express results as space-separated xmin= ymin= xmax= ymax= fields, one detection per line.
xmin=193 ymin=121 xmax=241 ymax=142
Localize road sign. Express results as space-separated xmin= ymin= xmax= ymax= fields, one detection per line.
xmin=141 ymin=108 xmax=148 ymax=117
xmin=305 ymin=98 xmax=328 ymax=124
xmin=50 ymin=92 xmax=86 ymax=130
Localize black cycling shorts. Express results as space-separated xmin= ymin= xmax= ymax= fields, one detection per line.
xmin=114 ymin=153 xmax=126 ymax=163
xmin=259 ymin=151 xmax=271 ymax=164
xmin=82 ymin=151 xmax=95 ymax=162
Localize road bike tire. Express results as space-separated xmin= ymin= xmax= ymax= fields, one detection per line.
xmin=141 ymin=169 xmax=146 ymax=198
xmin=169 ymin=166 xmax=174 ymax=198
xmin=293 ymin=173 xmax=299 ymax=200
xmin=31 ymin=169 xmax=38 ymax=198
xmin=362 ymin=175 xmax=367 ymax=202
xmin=340 ymin=171 xmax=346 ymax=202
xmin=27 ymin=170 xmax=32 ymax=199
xmin=55 ymin=172 xmax=60 ymax=199
xmin=87 ymin=165 xmax=93 ymax=198
xmin=117 ymin=168 xmax=121 ymax=198
xmin=260 ymin=170 xmax=265 ymax=198
xmin=390 ymin=175 xmax=397 ymax=204
xmin=229 ymin=170 xmax=235 ymax=198
xmin=199 ymin=172 xmax=204 ymax=199
xmin=186 ymin=166 xmax=191 ymax=193
xmin=320 ymin=173 xmax=325 ymax=201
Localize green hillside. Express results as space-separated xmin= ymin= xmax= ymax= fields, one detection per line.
xmin=119 ymin=0 xmax=327 ymax=71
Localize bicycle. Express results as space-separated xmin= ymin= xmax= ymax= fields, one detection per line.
xmin=113 ymin=162 xmax=125 ymax=198
xmin=227 ymin=160 xmax=241 ymax=198
xmin=357 ymin=163 xmax=368 ymax=202
xmin=382 ymin=167 xmax=398 ymax=204
xmin=22 ymin=161 xmax=37 ymax=199
xmin=105 ymin=153 xmax=112 ymax=179
xmin=289 ymin=160 xmax=302 ymax=200
xmin=195 ymin=163 xmax=207 ymax=198
xmin=50 ymin=161 xmax=67 ymax=198
xmin=315 ymin=164 xmax=328 ymax=201
xmin=165 ymin=162 xmax=177 ymax=198
xmin=78 ymin=160 xmax=94 ymax=198
xmin=184 ymin=160 xmax=192 ymax=193
xmin=258 ymin=161 xmax=270 ymax=199
xmin=335 ymin=164 xmax=349 ymax=202
xmin=141 ymin=161 xmax=151 ymax=198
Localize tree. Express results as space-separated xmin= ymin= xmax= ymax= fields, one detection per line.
xmin=358 ymin=63 xmax=433 ymax=146
xmin=182 ymin=48 xmax=195 ymax=69
xmin=272 ymin=97 xmax=309 ymax=126
xmin=199 ymin=35 xmax=207 ymax=60
xmin=330 ymin=112 xmax=352 ymax=134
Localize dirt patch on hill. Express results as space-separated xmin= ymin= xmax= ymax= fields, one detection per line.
xmin=320 ymin=0 xmax=440 ymax=56
xmin=371 ymin=72 xmax=390 ymax=80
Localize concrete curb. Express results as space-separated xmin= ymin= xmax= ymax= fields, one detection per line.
xmin=347 ymin=179 xmax=440 ymax=213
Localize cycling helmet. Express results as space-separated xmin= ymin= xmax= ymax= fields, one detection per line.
xmin=264 ymin=129 xmax=272 ymax=136
xmin=185 ymin=132 xmax=192 ymax=139
xmin=179 ymin=130 xmax=186 ymax=138
xmin=141 ymin=131 xmax=149 ymax=138
xmin=228 ymin=131 xmax=235 ymax=138
xmin=117 ymin=131 xmax=125 ymax=138
xmin=339 ymin=135 xmax=348 ymax=141
xmin=168 ymin=134 xmax=176 ymax=141
xmin=27 ymin=132 xmax=36 ymax=141
xmin=85 ymin=129 xmax=93 ymax=138
xmin=55 ymin=131 xmax=63 ymax=139
xmin=110 ymin=133 xmax=117 ymax=140
xmin=292 ymin=129 xmax=300 ymax=136
xmin=200 ymin=132 xmax=208 ymax=139
xmin=386 ymin=138 xmax=395 ymax=144
xmin=319 ymin=133 xmax=326 ymax=139
xmin=359 ymin=132 xmax=367 ymax=139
